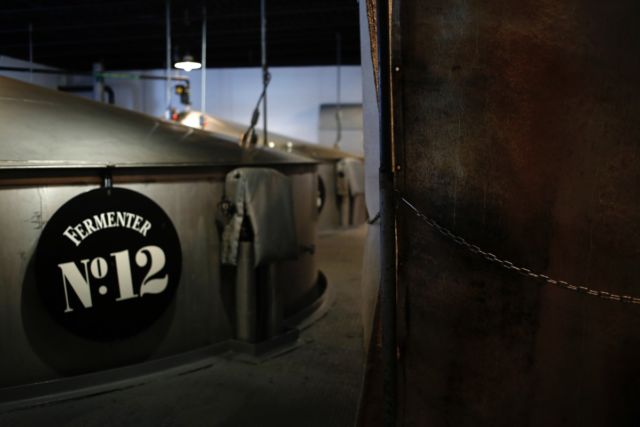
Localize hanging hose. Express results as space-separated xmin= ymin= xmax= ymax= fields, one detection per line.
xmin=240 ymin=72 xmax=271 ymax=148
xmin=241 ymin=0 xmax=270 ymax=148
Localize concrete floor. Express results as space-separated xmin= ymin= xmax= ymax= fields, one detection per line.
xmin=0 ymin=226 xmax=367 ymax=427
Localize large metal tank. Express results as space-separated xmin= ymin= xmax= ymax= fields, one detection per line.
xmin=0 ymin=77 xmax=321 ymax=394
xmin=180 ymin=111 xmax=366 ymax=229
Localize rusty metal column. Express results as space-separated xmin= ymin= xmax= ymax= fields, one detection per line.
xmin=377 ymin=0 xmax=397 ymax=425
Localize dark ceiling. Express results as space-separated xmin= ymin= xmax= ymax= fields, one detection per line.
xmin=0 ymin=0 xmax=361 ymax=71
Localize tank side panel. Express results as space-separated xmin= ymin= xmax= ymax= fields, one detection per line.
xmin=277 ymin=171 xmax=320 ymax=315
xmin=317 ymin=162 xmax=342 ymax=230
xmin=121 ymin=181 xmax=232 ymax=349
xmin=0 ymin=181 xmax=230 ymax=388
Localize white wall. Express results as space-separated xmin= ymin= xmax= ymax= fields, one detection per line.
xmin=0 ymin=56 xmax=62 ymax=88
xmin=107 ymin=65 xmax=362 ymax=144
xmin=318 ymin=104 xmax=364 ymax=157
xmin=0 ymin=56 xmax=101 ymax=97
xmin=358 ymin=0 xmax=380 ymax=358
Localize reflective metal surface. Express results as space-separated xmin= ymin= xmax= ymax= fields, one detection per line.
xmin=182 ymin=111 xmax=367 ymax=229
xmin=182 ymin=111 xmax=360 ymax=161
xmin=274 ymin=171 xmax=318 ymax=314
xmin=0 ymin=181 xmax=228 ymax=388
xmin=0 ymin=77 xmax=314 ymax=169
xmin=317 ymin=163 xmax=342 ymax=229
xmin=0 ymin=172 xmax=321 ymax=389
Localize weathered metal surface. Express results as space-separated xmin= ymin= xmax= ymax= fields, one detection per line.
xmin=366 ymin=0 xmax=378 ymax=96
xmin=394 ymin=0 xmax=640 ymax=425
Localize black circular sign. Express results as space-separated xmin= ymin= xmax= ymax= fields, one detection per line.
xmin=35 ymin=188 xmax=182 ymax=341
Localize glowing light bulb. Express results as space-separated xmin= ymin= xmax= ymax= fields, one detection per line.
xmin=174 ymin=55 xmax=202 ymax=72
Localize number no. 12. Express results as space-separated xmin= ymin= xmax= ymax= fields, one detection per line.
xmin=57 ymin=245 xmax=168 ymax=313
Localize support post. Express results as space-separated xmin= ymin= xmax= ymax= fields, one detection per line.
xmin=236 ymin=241 xmax=257 ymax=342
xmin=377 ymin=0 xmax=397 ymax=425
xmin=263 ymin=264 xmax=282 ymax=338
xmin=93 ymin=62 xmax=104 ymax=103
xmin=340 ymin=194 xmax=350 ymax=227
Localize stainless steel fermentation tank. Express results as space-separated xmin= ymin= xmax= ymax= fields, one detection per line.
xmin=180 ymin=111 xmax=367 ymax=229
xmin=0 ymin=77 xmax=323 ymax=395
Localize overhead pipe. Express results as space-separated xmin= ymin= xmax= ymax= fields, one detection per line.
xmin=377 ymin=0 xmax=397 ymax=425
xmin=0 ymin=66 xmax=64 ymax=75
xmin=0 ymin=66 xmax=189 ymax=83
xmin=99 ymin=72 xmax=189 ymax=82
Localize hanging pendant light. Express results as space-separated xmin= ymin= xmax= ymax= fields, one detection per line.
xmin=174 ymin=54 xmax=201 ymax=72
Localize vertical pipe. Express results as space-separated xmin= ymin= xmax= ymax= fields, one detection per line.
xmin=334 ymin=32 xmax=342 ymax=148
xmin=165 ymin=0 xmax=172 ymax=116
xmin=260 ymin=0 xmax=268 ymax=146
xmin=28 ymin=23 xmax=33 ymax=83
xmin=200 ymin=3 xmax=207 ymax=126
xmin=236 ymin=241 xmax=257 ymax=342
xmin=93 ymin=62 xmax=104 ymax=102
xmin=340 ymin=186 xmax=350 ymax=227
xmin=264 ymin=264 xmax=282 ymax=338
xmin=377 ymin=0 xmax=397 ymax=425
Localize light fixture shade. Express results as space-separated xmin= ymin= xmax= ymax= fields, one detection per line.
xmin=174 ymin=55 xmax=202 ymax=72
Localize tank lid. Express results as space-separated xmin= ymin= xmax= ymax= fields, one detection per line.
xmin=186 ymin=112 xmax=362 ymax=162
xmin=0 ymin=77 xmax=315 ymax=169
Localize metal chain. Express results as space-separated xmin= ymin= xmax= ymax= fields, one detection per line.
xmin=398 ymin=194 xmax=640 ymax=305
